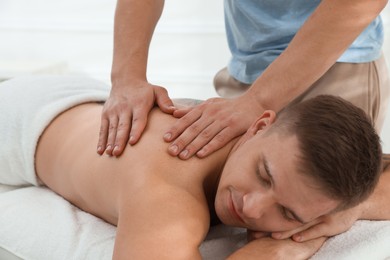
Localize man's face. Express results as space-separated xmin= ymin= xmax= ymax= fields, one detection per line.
xmin=215 ymin=116 xmax=339 ymax=233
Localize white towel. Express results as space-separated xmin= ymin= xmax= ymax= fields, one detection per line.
xmin=312 ymin=220 xmax=390 ymax=260
xmin=0 ymin=76 xmax=109 ymax=186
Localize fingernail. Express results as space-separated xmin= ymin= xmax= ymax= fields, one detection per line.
xmin=197 ymin=149 xmax=205 ymax=157
xmin=169 ymin=144 xmax=178 ymax=154
xmin=113 ymin=145 xmax=119 ymax=154
xmin=105 ymin=145 xmax=112 ymax=155
xmin=180 ymin=149 xmax=189 ymax=159
xmin=129 ymin=136 xmax=135 ymax=144
xmin=164 ymin=133 xmax=172 ymax=141
xmin=97 ymin=146 xmax=103 ymax=153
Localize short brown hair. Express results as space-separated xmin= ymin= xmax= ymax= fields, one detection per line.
xmin=271 ymin=95 xmax=382 ymax=209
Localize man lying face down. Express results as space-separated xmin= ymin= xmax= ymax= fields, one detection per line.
xmin=0 ymin=77 xmax=382 ymax=259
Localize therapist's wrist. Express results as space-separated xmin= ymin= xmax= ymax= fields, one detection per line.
xmin=111 ymin=59 xmax=148 ymax=88
xmin=111 ymin=71 xmax=148 ymax=90
xmin=239 ymin=87 xmax=267 ymax=114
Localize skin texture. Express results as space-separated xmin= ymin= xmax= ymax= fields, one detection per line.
xmin=99 ymin=0 xmax=388 ymax=160
xmin=36 ymin=103 xmax=341 ymax=259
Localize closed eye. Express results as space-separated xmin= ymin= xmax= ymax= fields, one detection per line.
xmin=280 ymin=206 xmax=297 ymax=222
xmin=256 ymin=168 xmax=271 ymax=188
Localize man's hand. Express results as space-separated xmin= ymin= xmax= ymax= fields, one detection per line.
xmin=270 ymin=205 xmax=362 ymax=242
xmin=163 ymin=93 xmax=264 ymax=159
xmin=97 ymin=81 xmax=175 ymax=156
xmin=227 ymin=236 xmax=326 ymax=260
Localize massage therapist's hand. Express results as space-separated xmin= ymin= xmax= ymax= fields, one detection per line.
xmin=164 ymin=93 xmax=264 ymax=159
xmin=97 ymin=79 xmax=175 ymax=156
xmin=269 ymin=205 xmax=363 ymax=242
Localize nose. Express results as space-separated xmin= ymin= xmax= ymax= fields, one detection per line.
xmin=242 ymin=192 xmax=273 ymax=219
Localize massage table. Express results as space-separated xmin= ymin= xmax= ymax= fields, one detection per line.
xmin=0 ymin=76 xmax=390 ymax=259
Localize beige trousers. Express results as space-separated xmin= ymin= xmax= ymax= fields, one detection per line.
xmin=294 ymin=55 xmax=390 ymax=132
xmin=215 ymin=55 xmax=390 ymax=132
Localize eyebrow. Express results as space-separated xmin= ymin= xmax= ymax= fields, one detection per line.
xmin=262 ymin=155 xmax=307 ymax=224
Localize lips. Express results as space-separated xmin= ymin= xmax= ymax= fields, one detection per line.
xmin=229 ymin=191 xmax=245 ymax=224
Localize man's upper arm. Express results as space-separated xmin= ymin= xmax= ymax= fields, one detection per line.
xmin=113 ymin=181 xmax=208 ymax=259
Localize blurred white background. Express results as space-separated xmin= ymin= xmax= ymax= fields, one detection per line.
xmin=0 ymin=0 xmax=228 ymax=99
xmin=0 ymin=0 xmax=389 ymax=151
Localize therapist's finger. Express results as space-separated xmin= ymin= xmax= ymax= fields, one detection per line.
xmin=196 ymin=127 xmax=240 ymax=158
xmin=112 ymin=114 xmax=131 ymax=157
xmin=178 ymin=122 xmax=220 ymax=159
xmin=164 ymin=108 xmax=202 ymax=143
xmin=128 ymin=106 xmax=150 ymax=145
xmin=97 ymin=117 xmax=109 ymax=155
xmin=167 ymin=113 xmax=211 ymax=157
xmin=105 ymin=117 xmax=119 ymax=156
xmin=154 ymin=86 xmax=176 ymax=114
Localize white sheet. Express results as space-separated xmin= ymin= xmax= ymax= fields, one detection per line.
xmin=0 ymin=184 xmax=389 ymax=260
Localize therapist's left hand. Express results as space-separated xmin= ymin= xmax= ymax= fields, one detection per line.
xmin=163 ymin=93 xmax=264 ymax=159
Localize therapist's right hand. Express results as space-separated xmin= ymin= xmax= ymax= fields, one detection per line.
xmin=97 ymin=79 xmax=176 ymax=157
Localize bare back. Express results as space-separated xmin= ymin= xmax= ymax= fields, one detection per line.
xmin=35 ymin=103 xmax=234 ymax=258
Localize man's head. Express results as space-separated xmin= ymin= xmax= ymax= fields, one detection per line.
xmin=215 ymin=95 xmax=382 ymax=232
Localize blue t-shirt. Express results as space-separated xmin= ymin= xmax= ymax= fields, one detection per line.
xmin=225 ymin=0 xmax=384 ymax=84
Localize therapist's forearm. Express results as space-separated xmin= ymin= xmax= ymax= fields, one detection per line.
xmin=248 ymin=0 xmax=387 ymax=112
xmin=111 ymin=0 xmax=165 ymax=86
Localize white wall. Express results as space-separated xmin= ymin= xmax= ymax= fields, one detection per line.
xmin=0 ymin=0 xmax=115 ymax=80
xmin=0 ymin=0 xmax=389 ymax=150
xmin=0 ymin=0 xmax=228 ymax=99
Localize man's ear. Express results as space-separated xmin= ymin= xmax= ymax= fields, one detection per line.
xmin=247 ymin=110 xmax=277 ymax=136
